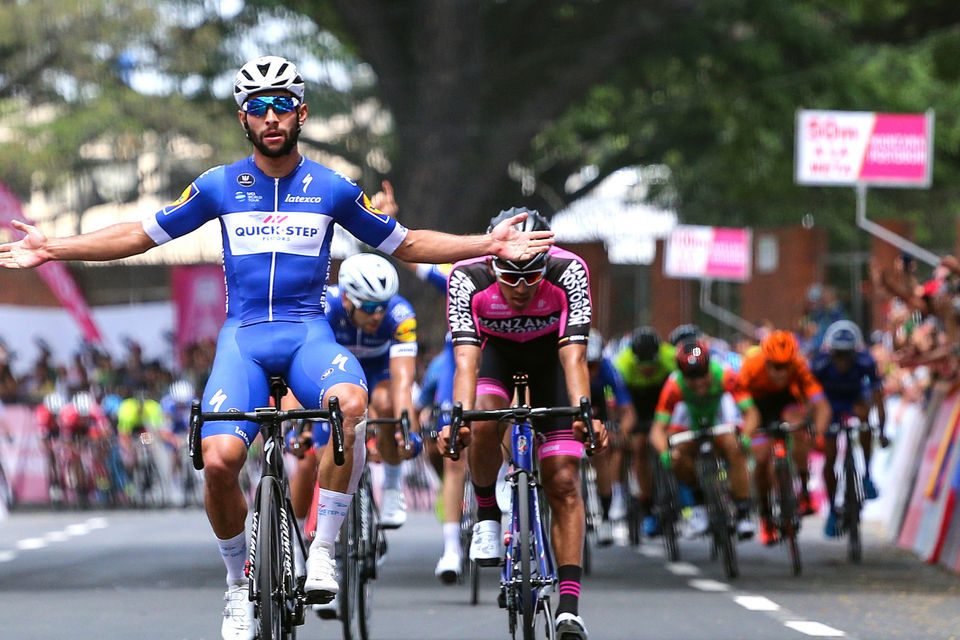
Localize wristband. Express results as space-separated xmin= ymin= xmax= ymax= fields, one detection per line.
xmin=659 ymin=450 xmax=672 ymax=469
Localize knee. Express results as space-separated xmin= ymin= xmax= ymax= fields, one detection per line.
xmin=202 ymin=443 xmax=245 ymax=491
xmin=547 ymin=468 xmax=580 ymax=506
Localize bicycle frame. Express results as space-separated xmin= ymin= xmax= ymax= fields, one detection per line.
xmin=834 ymin=416 xmax=867 ymax=562
xmin=189 ymin=376 xmax=345 ymax=640
xmin=449 ymin=372 xmax=594 ymax=640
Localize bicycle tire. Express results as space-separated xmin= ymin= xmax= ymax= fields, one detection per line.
xmin=357 ymin=479 xmax=375 ymax=640
xmin=845 ymin=452 xmax=862 ymax=564
xmin=775 ymin=459 xmax=801 ymax=576
xmin=516 ymin=469 xmax=536 ymax=640
xmin=702 ymin=458 xmax=738 ymax=579
xmin=655 ymin=464 xmax=680 ymax=562
xmin=580 ymin=462 xmax=601 ymax=575
xmin=256 ymin=477 xmax=283 ymax=640
xmin=338 ymin=499 xmax=358 ymax=640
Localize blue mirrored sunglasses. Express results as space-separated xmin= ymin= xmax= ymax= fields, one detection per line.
xmin=349 ymin=296 xmax=388 ymax=314
xmin=244 ymin=95 xmax=300 ymax=117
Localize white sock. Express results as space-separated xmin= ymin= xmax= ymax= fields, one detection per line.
xmin=217 ymin=531 xmax=247 ymax=585
xmin=312 ymin=488 xmax=352 ymax=549
xmin=442 ymin=522 xmax=461 ymax=557
xmin=383 ymin=463 xmax=403 ymax=491
xmin=612 ymin=482 xmax=624 ymax=500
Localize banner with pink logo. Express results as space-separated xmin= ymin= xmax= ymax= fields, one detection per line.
xmin=0 ymin=180 xmax=103 ymax=344
xmin=171 ymin=264 xmax=226 ymax=363
xmin=663 ymin=225 xmax=752 ymax=282
xmin=795 ymin=110 xmax=933 ymax=187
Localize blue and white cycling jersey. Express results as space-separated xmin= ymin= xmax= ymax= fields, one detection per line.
xmin=811 ymin=350 xmax=882 ymax=420
xmin=141 ymin=156 xmax=409 ymax=445
xmin=325 ymin=284 xmax=418 ymax=389
xmin=143 ymin=156 xmax=407 ymax=325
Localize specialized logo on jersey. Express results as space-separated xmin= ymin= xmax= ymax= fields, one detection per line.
xmin=222 ymin=210 xmax=331 ymax=257
xmin=357 ymin=193 xmax=391 ymax=223
xmin=302 ymin=174 xmax=313 ymax=192
xmin=394 ymin=317 xmax=417 ymax=343
xmin=479 ymin=312 xmax=562 ymax=335
xmin=237 ymin=173 xmax=255 ymax=187
xmin=558 ymin=259 xmax=592 ymax=327
xmin=164 ymin=184 xmax=196 ymax=214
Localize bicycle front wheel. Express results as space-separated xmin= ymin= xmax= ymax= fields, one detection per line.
xmin=515 ymin=470 xmax=537 ymax=640
xmin=357 ymin=478 xmax=376 ymax=640
xmin=775 ymin=459 xmax=801 ymax=576
xmin=702 ymin=460 xmax=737 ymax=579
xmin=338 ymin=497 xmax=359 ymax=640
xmin=845 ymin=456 xmax=862 ymax=564
xmin=256 ymin=477 xmax=283 ymax=640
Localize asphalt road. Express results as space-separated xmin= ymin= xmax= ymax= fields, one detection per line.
xmin=1 ymin=507 xmax=959 ymax=640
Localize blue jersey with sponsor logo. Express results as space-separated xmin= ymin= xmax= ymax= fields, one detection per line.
xmin=142 ymin=157 xmax=408 ymax=326
xmin=810 ymin=350 xmax=881 ymax=417
xmin=324 ymin=285 xmax=418 ymax=369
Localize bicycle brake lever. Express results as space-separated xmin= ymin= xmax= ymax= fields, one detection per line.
xmin=579 ymin=396 xmax=597 ymax=456
xmin=448 ymin=402 xmax=463 ymax=460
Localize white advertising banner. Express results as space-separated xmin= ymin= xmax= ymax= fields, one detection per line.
xmin=795 ymin=109 xmax=933 ymax=187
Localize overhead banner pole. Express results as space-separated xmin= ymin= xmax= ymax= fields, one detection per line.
xmin=796 ymin=109 xmax=937 ymax=265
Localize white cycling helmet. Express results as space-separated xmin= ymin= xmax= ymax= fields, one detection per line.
xmin=234 ymin=55 xmax=305 ymax=107
xmin=43 ymin=391 xmax=67 ymax=415
xmin=338 ymin=254 xmax=399 ymax=304
xmin=822 ymin=320 xmax=864 ymax=352
xmin=168 ymin=379 xmax=195 ymax=405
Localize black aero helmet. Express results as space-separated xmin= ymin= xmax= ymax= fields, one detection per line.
xmin=488 ymin=207 xmax=551 ymax=270
xmin=631 ymin=326 xmax=661 ymax=362
xmin=668 ymin=323 xmax=701 ymax=347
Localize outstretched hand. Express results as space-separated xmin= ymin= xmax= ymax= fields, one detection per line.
xmin=0 ymin=220 xmax=51 ymax=269
xmin=369 ymin=180 xmax=399 ymax=219
xmin=489 ymin=211 xmax=554 ymax=262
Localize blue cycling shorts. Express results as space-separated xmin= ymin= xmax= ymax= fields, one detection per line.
xmin=200 ymin=318 xmax=367 ymax=447
xmin=362 ymin=357 xmax=391 ymax=391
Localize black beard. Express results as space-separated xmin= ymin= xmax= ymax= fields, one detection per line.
xmin=249 ymin=124 xmax=300 ymax=158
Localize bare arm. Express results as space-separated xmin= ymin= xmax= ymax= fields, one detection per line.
xmin=452 ymin=344 xmax=482 ymax=411
xmin=558 ymin=343 xmax=608 ymax=450
xmin=0 ymin=220 xmax=156 ymax=268
xmin=392 ymin=215 xmax=553 ymax=265
xmin=811 ymin=396 xmax=833 ymax=437
xmin=388 ymin=355 xmax=421 ymax=452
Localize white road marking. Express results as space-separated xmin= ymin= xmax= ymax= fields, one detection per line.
xmin=65 ymin=523 xmax=90 ymax=536
xmin=734 ymin=595 xmax=781 ymax=611
xmin=0 ymin=550 xmax=15 ymax=562
xmin=689 ymin=579 xmax=730 ymax=592
xmin=784 ymin=620 xmax=846 ymax=637
xmin=86 ymin=517 xmax=108 ymax=529
xmin=44 ymin=531 xmax=69 ymax=543
xmin=665 ymin=561 xmax=700 ymax=576
xmin=637 ymin=544 xmax=664 ymax=558
xmin=16 ymin=537 xmax=46 ymax=550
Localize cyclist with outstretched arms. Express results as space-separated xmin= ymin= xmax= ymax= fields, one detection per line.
xmin=614 ymin=326 xmax=676 ymax=536
xmin=649 ymin=340 xmax=758 ymax=540
xmin=739 ymin=330 xmax=831 ymax=545
xmin=811 ymin=320 xmax=887 ymax=537
xmin=0 ymin=56 xmax=553 ymax=640
xmin=438 ymin=209 xmax=607 ymax=640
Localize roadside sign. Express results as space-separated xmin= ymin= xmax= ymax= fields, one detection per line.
xmin=663 ymin=225 xmax=752 ymax=282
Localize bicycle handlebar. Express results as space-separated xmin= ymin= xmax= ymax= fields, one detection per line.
xmin=188 ymin=397 xmax=346 ymax=470
xmin=366 ymin=409 xmax=412 ymax=453
xmin=667 ymin=423 xmax=737 ymax=448
xmin=447 ymin=397 xmax=596 ymax=459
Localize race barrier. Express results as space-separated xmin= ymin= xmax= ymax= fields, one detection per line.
xmin=896 ymin=385 xmax=960 ymax=573
xmin=0 ymin=405 xmax=51 ymax=508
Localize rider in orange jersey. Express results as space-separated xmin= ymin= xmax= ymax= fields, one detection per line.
xmin=738 ymin=331 xmax=832 ymax=545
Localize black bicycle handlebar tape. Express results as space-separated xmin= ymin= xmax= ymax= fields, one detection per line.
xmin=189 ymin=399 xmax=204 ymax=471
xmin=399 ymin=408 xmax=412 ymax=453
xmin=328 ymin=396 xmax=345 ymax=466
xmin=448 ymin=402 xmax=464 ymax=460
xmin=579 ymin=396 xmax=597 ymax=456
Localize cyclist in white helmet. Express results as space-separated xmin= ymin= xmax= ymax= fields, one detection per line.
xmin=289 ymin=253 xmax=423 ymax=532
xmin=0 ymin=54 xmax=554 ymax=640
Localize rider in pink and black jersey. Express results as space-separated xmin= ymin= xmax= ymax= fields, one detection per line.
xmin=439 ymin=208 xmax=606 ymax=640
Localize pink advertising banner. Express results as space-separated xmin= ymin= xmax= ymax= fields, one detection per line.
xmin=663 ymin=225 xmax=752 ymax=282
xmin=795 ymin=109 xmax=933 ymax=188
xmin=171 ymin=264 xmax=226 ymax=364
xmin=0 ymin=180 xmax=103 ymax=344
